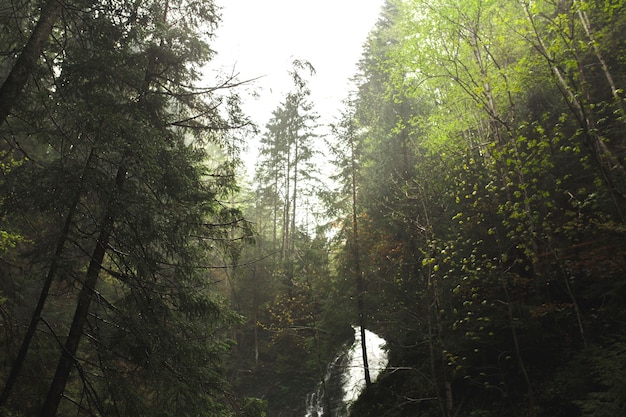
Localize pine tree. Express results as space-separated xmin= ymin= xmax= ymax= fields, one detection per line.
xmin=0 ymin=0 xmax=250 ymax=415
xmin=254 ymin=60 xmax=319 ymax=284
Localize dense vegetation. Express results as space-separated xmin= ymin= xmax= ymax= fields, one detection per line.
xmin=0 ymin=0 xmax=252 ymax=415
xmin=231 ymin=1 xmax=626 ymax=416
xmin=2 ymin=0 xmax=626 ymax=416
xmin=342 ymin=1 xmax=626 ymax=416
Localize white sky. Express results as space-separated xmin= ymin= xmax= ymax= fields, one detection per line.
xmin=207 ymin=0 xmax=384 ymax=137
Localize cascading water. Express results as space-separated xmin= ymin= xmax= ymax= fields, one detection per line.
xmin=304 ymin=327 xmax=388 ymax=417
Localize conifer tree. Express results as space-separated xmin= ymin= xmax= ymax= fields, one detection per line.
xmin=254 ymin=60 xmax=319 ymax=284
xmin=0 ymin=0 xmax=250 ymax=415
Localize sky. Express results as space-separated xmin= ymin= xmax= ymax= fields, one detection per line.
xmin=206 ymin=0 xmax=385 ymax=159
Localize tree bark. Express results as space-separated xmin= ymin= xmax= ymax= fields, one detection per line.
xmin=350 ymin=136 xmax=371 ymax=388
xmin=0 ymin=149 xmax=94 ymax=411
xmin=38 ymin=166 xmax=125 ymax=417
xmin=0 ymin=0 xmax=64 ymax=126
xmin=575 ymin=3 xmax=623 ymax=110
xmin=503 ymin=282 xmax=538 ymax=417
xmin=521 ymin=1 xmax=626 ymax=220
xmin=0 ymin=200 xmax=73 ymax=410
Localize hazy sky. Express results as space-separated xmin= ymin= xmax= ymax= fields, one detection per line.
xmin=208 ymin=0 xmax=384 ymax=128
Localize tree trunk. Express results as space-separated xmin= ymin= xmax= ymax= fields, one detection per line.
xmin=426 ymin=288 xmax=447 ymax=417
xmin=282 ymin=144 xmax=291 ymax=265
xmin=503 ymin=282 xmax=538 ymax=417
xmin=291 ymin=128 xmax=298 ymax=260
xmin=38 ymin=166 xmax=126 ymax=417
xmin=272 ymin=171 xmax=279 ymax=261
xmin=0 ymin=149 xmax=94 ymax=410
xmin=521 ymin=1 xmax=626 ymax=220
xmin=0 ymin=202 xmax=72 ymax=410
xmin=350 ymin=138 xmax=371 ymax=388
xmin=252 ymin=266 xmax=259 ymax=366
xmin=0 ymin=0 xmax=64 ymax=125
xmin=575 ymin=3 xmax=623 ymax=110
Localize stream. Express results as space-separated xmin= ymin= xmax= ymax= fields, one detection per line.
xmin=304 ymin=327 xmax=388 ymax=417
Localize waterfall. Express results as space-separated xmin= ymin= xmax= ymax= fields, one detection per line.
xmin=304 ymin=327 xmax=388 ymax=417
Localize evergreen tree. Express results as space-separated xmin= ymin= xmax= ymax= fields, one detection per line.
xmin=0 ymin=0 xmax=251 ymax=415
xmin=254 ymin=60 xmax=320 ymax=282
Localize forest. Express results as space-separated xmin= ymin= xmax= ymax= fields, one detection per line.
xmin=1 ymin=0 xmax=625 ymax=416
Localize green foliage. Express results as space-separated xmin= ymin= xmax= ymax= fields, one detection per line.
xmin=575 ymin=340 xmax=626 ymax=416
xmin=218 ymin=1 xmax=626 ymax=415
xmin=238 ymin=397 xmax=268 ymax=417
xmin=317 ymin=1 xmax=626 ymax=417
xmin=0 ymin=151 xmax=22 ymax=253
xmin=0 ymin=0 xmax=250 ymax=415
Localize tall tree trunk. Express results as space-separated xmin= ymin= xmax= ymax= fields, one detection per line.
xmin=253 ymin=270 xmax=259 ymax=366
xmin=417 ymin=188 xmax=450 ymax=417
xmin=272 ymin=171 xmax=279 ymax=262
xmin=503 ymin=282 xmax=538 ymax=417
xmin=38 ymin=165 xmax=125 ymax=417
xmin=291 ymin=130 xmax=298 ymax=259
xmin=0 ymin=148 xmax=94 ymax=410
xmin=0 ymin=0 xmax=64 ymax=125
xmin=425 ymin=288 xmax=447 ymax=417
xmin=521 ymin=1 xmax=626 ymax=220
xmin=282 ymin=145 xmax=291 ymax=265
xmin=575 ymin=2 xmax=623 ymax=111
xmin=350 ymin=138 xmax=371 ymax=388
xmin=38 ymin=1 xmax=167 ymax=413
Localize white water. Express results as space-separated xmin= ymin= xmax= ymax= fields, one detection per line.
xmin=342 ymin=327 xmax=387 ymax=405
xmin=304 ymin=327 xmax=388 ymax=417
